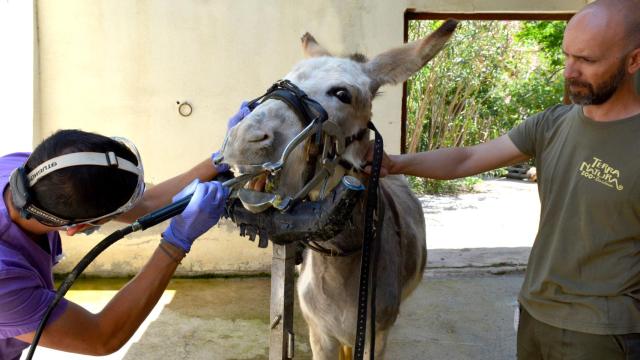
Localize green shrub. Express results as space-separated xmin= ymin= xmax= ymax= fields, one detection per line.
xmin=409 ymin=176 xmax=482 ymax=196
xmin=406 ymin=20 xmax=565 ymax=194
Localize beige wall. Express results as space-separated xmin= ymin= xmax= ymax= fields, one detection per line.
xmin=37 ymin=0 xmax=589 ymax=276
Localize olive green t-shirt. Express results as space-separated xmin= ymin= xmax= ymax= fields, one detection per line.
xmin=508 ymin=104 xmax=640 ymax=335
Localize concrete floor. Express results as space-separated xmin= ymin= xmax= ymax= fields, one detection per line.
xmin=25 ymin=179 xmax=538 ymax=359
xmin=387 ymin=270 xmax=523 ymax=360
xmin=421 ymin=178 xmax=539 ymax=250
xmin=28 ymin=269 xmax=524 ymax=360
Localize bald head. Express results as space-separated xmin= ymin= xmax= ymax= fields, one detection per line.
xmin=580 ymin=0 xmax=640 ymax=50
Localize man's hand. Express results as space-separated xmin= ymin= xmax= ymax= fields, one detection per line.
xmin=161 ymin=179 xmax=229 ymax=253
xmin=227 ymin=101 xmax=251 ymax=130
xmin=362 ymin=140 xmax=395 ymax=178
xmin=212 ymin=101 xmax=252 ymax=173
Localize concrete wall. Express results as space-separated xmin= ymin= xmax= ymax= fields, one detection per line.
xmin=36 ymin=0 xmax=589 ymax=276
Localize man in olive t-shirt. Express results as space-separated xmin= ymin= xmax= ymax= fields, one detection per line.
xmin=364 ymin=0 xmax=640 ymax=358
xmin=509 ymin=104 xmax=640 ymax=337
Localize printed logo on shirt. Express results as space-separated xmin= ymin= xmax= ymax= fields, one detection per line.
xmin=579 ymin=157 xmax=624 ymax=191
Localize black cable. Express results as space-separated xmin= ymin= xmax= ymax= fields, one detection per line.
xmin=25 ymin=226 xmax=134 ymax=360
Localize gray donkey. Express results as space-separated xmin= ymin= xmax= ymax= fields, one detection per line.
xmin=222 ymin=20 xmax=457 ymax=359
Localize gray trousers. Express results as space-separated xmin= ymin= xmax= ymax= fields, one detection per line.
xmin=517 ymin=307 xmax=640 ymax=359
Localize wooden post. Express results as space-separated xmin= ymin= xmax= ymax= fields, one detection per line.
xmin=269 ymin=243 xmax=296 ymax=359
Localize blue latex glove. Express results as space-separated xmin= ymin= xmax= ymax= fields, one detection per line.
xmin=212 ymin=101 xmax=252 ymax=172
xmin=212 ymin=150 xmax=229 ymax=173
xmin=227 ymin=101 xmax=251 ymax=130
xmin=162 ymin=179 xmax=230 ymax=253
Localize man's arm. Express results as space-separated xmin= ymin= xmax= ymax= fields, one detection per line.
xmin=16 ymin=180 xmax=228 ymax=355
xmin=15 ymin=242 xmax=182 ymax=355
xmin=116 ymin=158 xmax=220 ymax=222
xmin=369 ymin=134 xmax=530 ymax=179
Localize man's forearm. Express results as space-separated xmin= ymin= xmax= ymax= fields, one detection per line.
xmin=17 ymin=242 xmax=186 ymax=355
xmin=118 ymin=158 xmax=218 ymax=221
xmin=389 ymin=135 xmax=529 ymax=180
xmin=95 ymin=242 xmax=184 ymax=353
xmin=391 ymin=147 xmax=474 ymax=180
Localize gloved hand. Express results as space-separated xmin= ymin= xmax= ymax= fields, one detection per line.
xmin=227 ymin=101 xmax=251 ymax=130
xmin=212 ymin=101 xmax=252 ymax=172
xmin=212 ymin=150 xmax=229 ymax=173
xmin=162 ymin=179 xmax=230 ymax=253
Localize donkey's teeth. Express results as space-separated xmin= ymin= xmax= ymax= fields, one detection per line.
xmin=247 ymin=173 xmax=268 ymax=192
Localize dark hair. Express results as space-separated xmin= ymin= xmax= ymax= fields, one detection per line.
xmin=25 ymin=130 xmax=140 ymax=220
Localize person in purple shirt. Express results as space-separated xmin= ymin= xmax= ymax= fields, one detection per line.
xmin=0 ymin=104 xmax=249 ymax=359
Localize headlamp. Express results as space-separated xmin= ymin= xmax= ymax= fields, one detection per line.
xmin=9 ymin=137 xmax=145 ymax=227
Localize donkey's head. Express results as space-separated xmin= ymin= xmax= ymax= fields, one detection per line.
xmin=222 ymin=20 xmax=457 ymax=208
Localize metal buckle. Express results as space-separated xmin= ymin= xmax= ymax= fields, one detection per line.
xmin=105 ymin=152 xmax=118 ymax=167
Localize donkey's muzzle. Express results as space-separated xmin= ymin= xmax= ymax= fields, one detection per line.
xmin=226 ymin=176 xmax=365 ymax=247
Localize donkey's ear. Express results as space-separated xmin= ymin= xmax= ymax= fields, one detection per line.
xmin=301 ymin=33 xmax=331 ymax=58
xmin=364 ymin=19 xmax=458 ymax=94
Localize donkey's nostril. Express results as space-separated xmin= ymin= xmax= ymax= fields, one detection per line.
xmin=248 ymin=132 xmax=270 ymax=143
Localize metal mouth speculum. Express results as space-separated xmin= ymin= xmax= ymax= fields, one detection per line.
xmin=237 ymin=189 xmax=291 ymax=213
xmin=213 ymin=79 xmax=358 ymax=215
xmin=214 ymin=119 xmax=323 ymax=213
xmin=214 ymin=118 xmax=320 ymax=175
xmin=214 ymin=120 xmax=353 ymax=214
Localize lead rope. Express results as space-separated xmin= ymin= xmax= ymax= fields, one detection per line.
xmin=354 ymin=121 xmax=383 ymax=360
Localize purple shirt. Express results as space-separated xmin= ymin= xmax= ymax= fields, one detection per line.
xmin=0 ymin=153 xmax=68 ymax=360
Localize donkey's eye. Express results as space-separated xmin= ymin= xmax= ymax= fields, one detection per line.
xmin=327 ymin=87 xmax=352 ymax=104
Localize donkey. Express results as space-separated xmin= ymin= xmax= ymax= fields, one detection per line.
xmin=222 ymin=20 xmax=457 ymax=359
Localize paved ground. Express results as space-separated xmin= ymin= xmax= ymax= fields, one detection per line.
xmin=387 ymin=271 xmax=523 ymax=360
xmin=422 ymin=178 xmax=539 ymax=250
xmin=24 ymin=178 xmax=540 ymax=360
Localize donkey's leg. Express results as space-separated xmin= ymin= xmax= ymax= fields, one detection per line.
xmin=363 ymin=329 xmax=391 ymax=360
xmin=308 ymin=327 xmax=341 ymax=360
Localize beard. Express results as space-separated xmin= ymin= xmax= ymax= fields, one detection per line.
xmin=568 ymin=60 xmax=627 ymax=105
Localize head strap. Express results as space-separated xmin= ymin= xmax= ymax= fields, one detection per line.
xmin=27 ymin=152 xmax=142 ymax=187
xmin=9 ymin=139 xmax=144 ymax=227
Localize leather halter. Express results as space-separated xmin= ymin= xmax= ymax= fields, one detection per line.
xmin=248 ymin=79 xmax=328 ymax=129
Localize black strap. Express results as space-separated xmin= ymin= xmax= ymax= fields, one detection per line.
xmin=248 ymin=79 xmax=328 ymax=129
xmin=263 ymin=89 xmax=314 ymax=126
xmin=370 ymin=194 xmax=385 ymax=357
xmin=354 ymin=121 xmax=384 ymax=360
